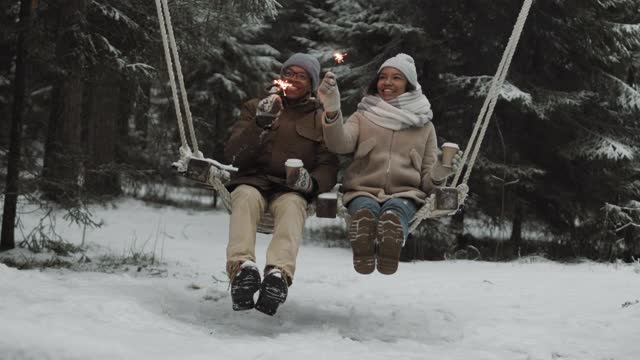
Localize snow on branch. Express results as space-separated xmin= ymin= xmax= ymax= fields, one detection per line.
xmin=598 ymin=72 xmax=640 ymax=112
xmin=531 ymin=90 xmax=593 ymax=119
xmin=206 ymin=73 xmax=246 ymax=99
xmin=92 ymin=1 xmax=139 ymax=30
xmin=597 ymin=0 xmax=640 ymax=13
xmin=244 ymin=0 xmax=280 ymax=19
xmin=615 ymin=222 xmax=640 ymax=232
xmin=94 ymin=34 xmax=122 ymax=57
xmin=125 ymin=63 xmax=155 ymax=78
xmin=440 ymin=74 xmax=532 ymax=105
xmin=563 ymin=135 xmax=634 ymax=161
xmin=601 ymin=202 xmax=640 ymax=232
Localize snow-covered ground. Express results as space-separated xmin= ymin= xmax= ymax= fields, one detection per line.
xmin=1 ymin=199 xmax=640 ymax=360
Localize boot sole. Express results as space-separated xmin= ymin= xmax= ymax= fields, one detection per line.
xmin=230 ymin=268 xmax=261 ymax=311
xmin=348 ymin=209 xmax=377 ymax=274
xmin=377 ymin=211 xmax=404 ymax=275
xmin=255 ymin=295 xmax=282 ymax=316
xmin=255 ymin=275 xmax=288 ymax=316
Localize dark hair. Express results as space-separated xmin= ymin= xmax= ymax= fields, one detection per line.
xmin=365 ymin=72 xmax=416 ymax=96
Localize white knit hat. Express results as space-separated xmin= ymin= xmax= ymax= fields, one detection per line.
xmin=378 ymin=53 xmax=421 ymax=90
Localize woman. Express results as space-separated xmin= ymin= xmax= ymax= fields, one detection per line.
xmin=318 ymin=53 xmax=460 ymax=275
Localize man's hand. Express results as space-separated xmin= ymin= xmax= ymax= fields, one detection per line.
xmin=208 ymin=166 xmax=231 ymax=185
xmin=288 ymin=167 xmax=314 ymax=193
xmin=318 ymin=72 xmax=341 ymax=118
xmin=255 ymin=93 xmax=283 ymax=129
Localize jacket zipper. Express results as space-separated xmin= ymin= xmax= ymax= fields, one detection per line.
xmin=385 ymin=131 xmax=394 ymax=194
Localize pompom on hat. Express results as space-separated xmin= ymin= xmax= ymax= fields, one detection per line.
xmin=378 ymin=53 xmax=421 ymax=90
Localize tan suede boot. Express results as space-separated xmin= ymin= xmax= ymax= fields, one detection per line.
xmin=348 ymin=208 xmax=377 ymax=274
xmin=376 ymin=211 xmax=404 ymax=275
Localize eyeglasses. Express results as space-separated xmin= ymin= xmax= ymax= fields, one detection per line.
xmin=282 ymin=68 xmax=309 ymax=82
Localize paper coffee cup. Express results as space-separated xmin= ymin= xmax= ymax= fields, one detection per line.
xmin=285 ymin=159 xmax=304 ymax=186
xmin=441 ymin=142 xmax=460 ymax=168
xmin=316 ymin=192 xmax=338 ymax=218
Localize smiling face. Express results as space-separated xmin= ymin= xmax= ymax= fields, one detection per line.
xmin=376 ymin=67 xmax=408 ymax=101
xmin=280 ymin=65 xmax=312 ymax=100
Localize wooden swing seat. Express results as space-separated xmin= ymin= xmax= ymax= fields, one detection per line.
xmin=182 ymin=157 xmax=463 ymax=234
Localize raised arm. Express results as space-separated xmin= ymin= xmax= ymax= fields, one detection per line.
xmin=317 ymin=71 xmax=360 ymax=154
xmin=322 ymin=111 xmax=361 ymax=154
xmin=224 ymin=95 xmax=281 ymax=169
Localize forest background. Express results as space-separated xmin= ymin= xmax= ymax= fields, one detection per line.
xmin=1 ymin=0 xmax=639 ymax=262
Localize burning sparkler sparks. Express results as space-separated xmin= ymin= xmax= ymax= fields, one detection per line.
xmin=333 ymin=52 xmax=347 ymax=64
xmin=272 ymin=79 xmax=292 ymax=96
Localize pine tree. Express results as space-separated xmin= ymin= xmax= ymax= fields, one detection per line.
xmin=0 ymin=1 xmax=18 ymax=146
xmin=303 ymin=0 xmax=425 ymax=112
xmin=161 ymin=0 xmax=281 ymax=163
xmin=42 ymin=0 xmax=89 ymax=204
xmin=1 ymin=0 xmax=32 ymax=251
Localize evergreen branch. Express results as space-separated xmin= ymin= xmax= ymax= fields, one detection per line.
xmin=615 ymin=222 xmax=640 ymax=232
xmin=604 ymin=203 xmax=640 ymax=212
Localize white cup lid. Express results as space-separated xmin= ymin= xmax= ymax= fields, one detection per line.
xmin=442 ymin=142 xmax=459 ymax=149
xmin=318 ymin=192 xmax=338 ymax=199
xmin=285 ymin=159 xmax=303 ymax=167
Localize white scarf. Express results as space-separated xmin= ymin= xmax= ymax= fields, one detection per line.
xmin=356 ymin=90 xmax=433 ymax=130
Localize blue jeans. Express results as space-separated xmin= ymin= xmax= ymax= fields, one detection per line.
xmin=347 ymin=196 xmax=417 ymax=241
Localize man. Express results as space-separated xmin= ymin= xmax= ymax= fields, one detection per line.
xmin=223 ymin=53 xmax=338 ymax=315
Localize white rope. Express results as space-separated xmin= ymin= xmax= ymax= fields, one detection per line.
xmin=452 ymin=0 xmax=533 ymax=188
xmin=211 ymin=177 xmax=232 ymax=213
xmin=408 ymin=184 xmax=469 ymax=233
xmin=160 ymin=0 xmax=200 ymax=156
xmin=157 ymin=0 xmax=231 ymax=215
xmin=155 ymin=0 xmax=188 ymax=151
xmin=411 ymin=0 xmax=532 ymax=232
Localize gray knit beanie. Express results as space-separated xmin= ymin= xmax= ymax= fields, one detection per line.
xmin=378 ymin=53 xmax=421 ymax=90
xmin=280 ymin=53 xmax=321 ymax=92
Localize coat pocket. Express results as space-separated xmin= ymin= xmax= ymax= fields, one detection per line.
xmin=354 ymin=138 xmax=376 ymax=159
xmin=409 ymin=148 xmax=423 ymax=171
xmin=295 ymin=123 xmax=323 ymax=142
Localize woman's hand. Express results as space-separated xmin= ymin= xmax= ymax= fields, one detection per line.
xmin=430 ymin=150 xmax=463 ymax=184
xmin=318 ymin=72 xmax=341 ymax=118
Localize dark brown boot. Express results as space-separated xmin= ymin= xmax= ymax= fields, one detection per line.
xmin=376 ymin=211 xmax=404 ymax=275
xmin=255 ymin=267 xmax=289 ymax=316
xmin=229 ymin=260 xmax=261 ymax=311
xmin=348 ymin=208 xmax=377 ymax=274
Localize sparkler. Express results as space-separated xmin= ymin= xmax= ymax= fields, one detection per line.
xmin=333 ymin=52 xmax=347 ymax=64
xmin=272 ymin=79 xmax=292 ymax=96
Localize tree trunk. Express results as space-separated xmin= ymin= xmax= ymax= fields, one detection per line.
xmin=1 ymin=0 xmax=32 ymax=251
xmin=84 ymin=72 xmax=121 ymax=196
xmin=510 ymin=200 xmax=524 ymax=258
xmin=42 ymin=0 xmax=87 ymax=204
xmin=134 ymin=82 xmax=151 ymax=140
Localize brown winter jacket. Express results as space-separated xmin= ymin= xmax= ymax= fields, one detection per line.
xmin=322 ymin=111 xmax=439 ymax=205
xmin=224 ymin=97 xmax=338 ymax=199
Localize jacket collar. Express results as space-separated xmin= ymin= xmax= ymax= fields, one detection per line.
xmin=283 ymin=95 xmax=320 ymax=112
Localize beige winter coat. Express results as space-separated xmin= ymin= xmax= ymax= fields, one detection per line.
xmin=322 ymin=111 xmax=439 ymax=205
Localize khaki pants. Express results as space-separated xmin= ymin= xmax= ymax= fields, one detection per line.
xmin=226 ymin=185 xmax=307 ymax=282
